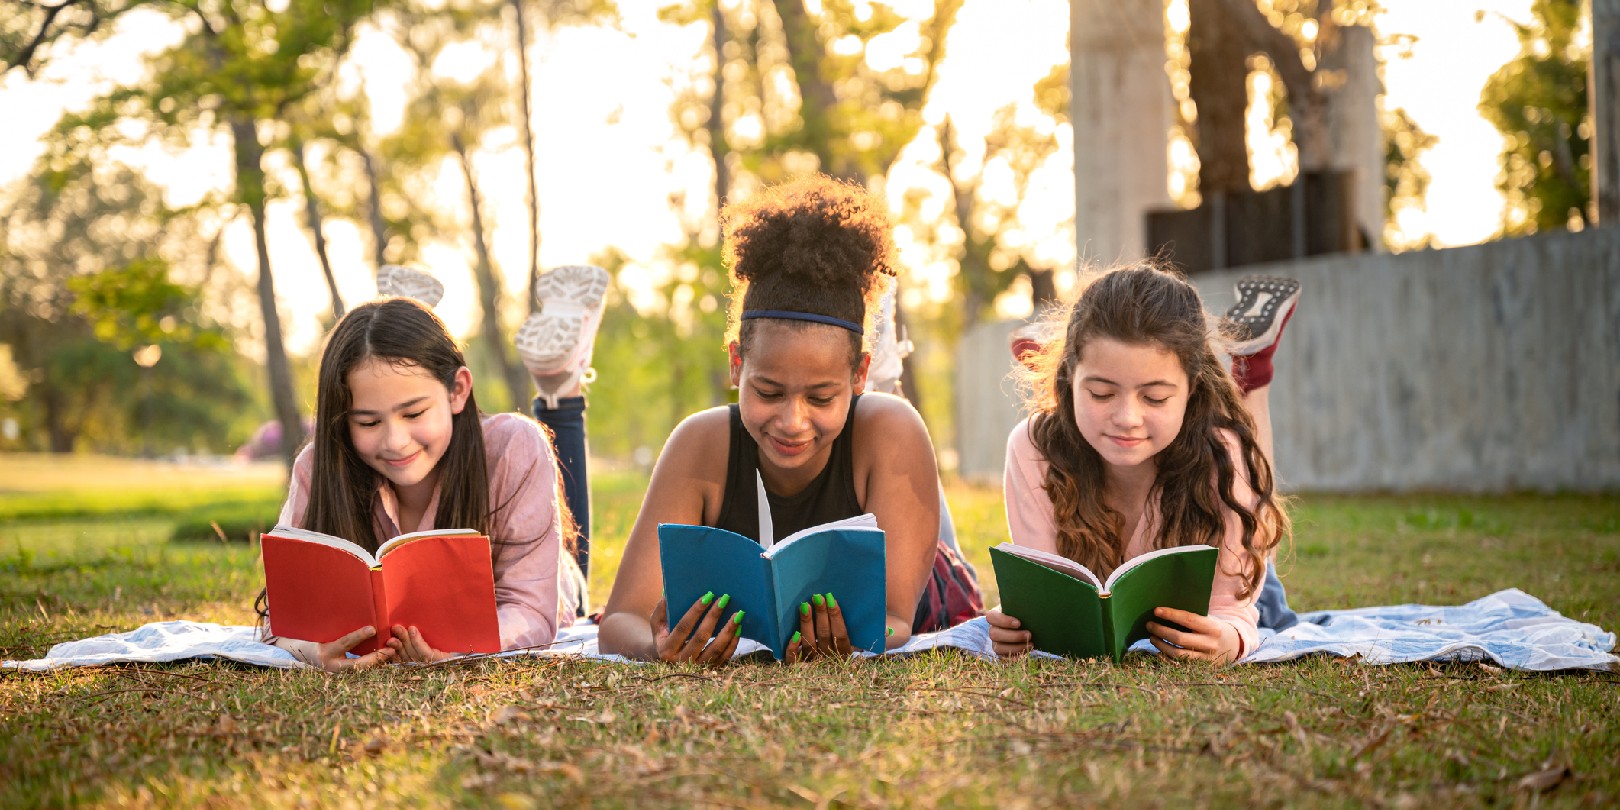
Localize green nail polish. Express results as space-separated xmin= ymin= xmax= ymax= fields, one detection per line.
xmin=812 ymin=594 xmax=825 ymax=608
xmin=717 ymin=594 xmax=731 ymax=610
xmin=826 ymin=593 xmax=837 ymax=609
xmin=732 ymin=611 xmax=744 ymax=624
xmin=800 ymin=602 xmax=811 ymax=617
xmin=700 ymin=591 xmax=714 ymax=605
xmin=886 ymin=627 xmax=894 ymax=637
xmin=791 ymin=630 xmax=801 ymax=643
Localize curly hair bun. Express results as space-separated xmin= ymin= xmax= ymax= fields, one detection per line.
xmin=722 ymin=175 xmax=895 ymax=323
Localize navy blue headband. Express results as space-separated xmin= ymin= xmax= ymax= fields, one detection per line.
xmin=741 ymin=309 xmax=864 ymax=335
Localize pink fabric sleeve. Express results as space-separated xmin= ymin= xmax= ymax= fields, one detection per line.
xmin=1206 ymin=429 xmax=1263 ymax=657
xmin=1002 ymin=417 xmax=1062 ymax=555
xmin=277 ymin=445 xmax=315 ymax=527
xmin=480 ymin=413 xmax=574 ymax=650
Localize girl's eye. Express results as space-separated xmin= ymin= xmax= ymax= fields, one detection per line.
xmin=1086 ymin=391 xmax=1113 ymax=402
xmin=352 ymin=418 xmax=380 ymax=428
xmin=403 ymin=410 xmax=426 ymax=419
xmin=809 ymin=396 xmax=834 ymax=407
xmin=1144 ymin=396 xmax=1169 ymax=406
xmin=753 ymin=388 xmax=783 ymax=400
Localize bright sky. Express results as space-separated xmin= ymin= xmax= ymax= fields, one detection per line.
xmin=0 ymin=0 xmax=1541 ymax=353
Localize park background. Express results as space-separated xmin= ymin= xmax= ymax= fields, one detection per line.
xmin=3 ymin=0 xmax=1618 ymax=806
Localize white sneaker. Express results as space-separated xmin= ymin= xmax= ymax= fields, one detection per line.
xmin=515 ymin=264 xmax=610 ymax=409
xmin=376 ymin=265 xmax=445 ymax=308
xmin=865 ymin=281 xmax=912 ymax=395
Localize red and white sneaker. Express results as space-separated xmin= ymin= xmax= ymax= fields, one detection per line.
xmin=515 ymin=264 xmax=610 ymax=409
xmin=376 ymin=264 xmax=445 ymax=308
xmin=1225 ymin=275 xmax=1300 ymax=393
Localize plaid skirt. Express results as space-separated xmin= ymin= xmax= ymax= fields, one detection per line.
xmin=911 ymin=542 xmax=985 ymax=634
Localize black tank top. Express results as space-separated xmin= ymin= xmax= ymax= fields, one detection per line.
xmin=714 ymin=395 xmax=863 ymax=543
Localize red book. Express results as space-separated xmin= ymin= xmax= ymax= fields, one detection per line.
xmin=261 ymin=526 xmax=501 ymax=655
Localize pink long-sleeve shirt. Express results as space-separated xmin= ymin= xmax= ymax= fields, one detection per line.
xmin=1001 ymin=415 xmax=1264 ymax=656
xmin=278 ymin=412 xmax=580 ymax=650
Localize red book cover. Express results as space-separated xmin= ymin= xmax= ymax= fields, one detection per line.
xmin=261 ymin=527 xmax=501 ymax=656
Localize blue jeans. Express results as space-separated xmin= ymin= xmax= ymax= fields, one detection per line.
xmin=1256 ymin=563 xmax=1299 ymax=631
xmin=533 ymin=396 xmax=590 ymax=585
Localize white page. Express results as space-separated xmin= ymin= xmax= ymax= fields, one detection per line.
xmin=765 ymin=513 xmax=881 ymax=559
xmin=377 ymin=528 xmax=479 ymax=559
xmin=991 ymin=541 xmax=1101 ymax=588
xmin=756 ymin=471 xmax=775 ymax=551
xmin=1101 ymin=544 xmax=1204 ymax=592
xmin=265 ymin=525 xmax=378 ymax=567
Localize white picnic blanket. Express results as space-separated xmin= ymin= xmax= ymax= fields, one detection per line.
xmin=5 ymin=589 xmax=1614 ymax=672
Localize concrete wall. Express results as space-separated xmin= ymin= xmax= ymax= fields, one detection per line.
xmin=955 ymin=228 xmax=1620 ymax=492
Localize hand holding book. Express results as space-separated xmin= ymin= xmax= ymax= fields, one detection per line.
xmin=651 ymin=593 xmax=744 ymax=665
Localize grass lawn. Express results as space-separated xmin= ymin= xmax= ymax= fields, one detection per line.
xmin=1 ymin=454 xmax=1616 ymax=807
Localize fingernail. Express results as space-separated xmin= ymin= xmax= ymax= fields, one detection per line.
xmin=732 ymin=611 xmax=744 ymax=624
xmin=812 ymin=594 xmax=825 ymax=608
xmin=886 ymin=627 xmax=894 ymax=637
xmin=826 ymin=593 xmax=837 ymax=609
xmin=700 ymin=591 xmax=714 ymax=605
xmin=717 ymin=594 xmax=731 ymax=610
xmin=800 ymin=602 xmax=811 ymax=617
xmin=791 ymin=630 xmax=801 ymax=643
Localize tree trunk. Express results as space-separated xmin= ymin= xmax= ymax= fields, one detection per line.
xmin=771 ymin=0 xmax=846 ymax=179
xmin=231 ymin=116 xmax=305 ymax=470
xmin=1596 ymin=0 xmax=1620 ymax=224
xmin=361 ymin=148 xmax=389 ymax=268
xmin=510 ymin=0 xmax=543 ymax=313
xmin=1189 ymin=0 xmax=1251 ymax=195
xmin=453 ymin=131 xmax=532 ymax=412
xmin=709 ymin=1 xmax=731 ymax=208
xmin=292 ymin=134 xmax=345 ymax=322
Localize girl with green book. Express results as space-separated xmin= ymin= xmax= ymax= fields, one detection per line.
xmin=989 ymin=265 xmax=1298 ymax=664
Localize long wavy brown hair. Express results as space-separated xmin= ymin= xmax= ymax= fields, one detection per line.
xmin=1016 ymin=263 xmax=1288 ymax=597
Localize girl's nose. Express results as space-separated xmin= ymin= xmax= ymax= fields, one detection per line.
xmin=782 ymin=398 xmax=811 ymax=432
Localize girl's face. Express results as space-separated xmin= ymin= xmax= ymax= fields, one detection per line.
xmin=730 ymin=321 xmax=869 ymax=489
xmin=345 ymin=356 xmax=472 ymax=502
xmin=1070 ymin=337 xmax=1190 ymax=475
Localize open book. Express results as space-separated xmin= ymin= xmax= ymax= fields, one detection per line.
xmin=989 ymin=542 xmax=1217 ymax=662
xmin=260 ymin=526 xmax=501 ymax=655
xmin=657 ymin=513 xmax=887 ymax=660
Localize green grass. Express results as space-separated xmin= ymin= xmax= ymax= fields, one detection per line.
xmin=2 ymin=456 xmax=1617 ymax=807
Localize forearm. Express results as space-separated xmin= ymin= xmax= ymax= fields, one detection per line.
xmin=598 ymin=611 xmax=659 ymax=661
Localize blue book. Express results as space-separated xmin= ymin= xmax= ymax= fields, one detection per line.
xmin=657 ymin=514 xmax=887 ymax=660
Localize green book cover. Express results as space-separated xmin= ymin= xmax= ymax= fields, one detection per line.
xmin=989 ymin=543 xmax=1219 ymax=662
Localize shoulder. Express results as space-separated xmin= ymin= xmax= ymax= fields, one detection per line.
xmin=852 ymin=392 xmax=928 ymax=437
xmin=668 ymin=405 xmax=732 ymax=448
xmin=1005 ymin=415 xmax=1050 ymax=469
xmin=1212 ymin=427 xmax=1250 ymax=475
xmin=652 ymin=406 xmax=733 ymax=477
xmin=479 ymin=412 xmax=555 ymax=469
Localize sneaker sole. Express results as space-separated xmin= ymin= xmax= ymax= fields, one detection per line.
xmin=515 ymin=312 xmax=589 ymax=375
xmin=517 ymin=265 xmax=611 ymax=376
xmin=534 ymin=264 xmax=609 ymax=315
xmin=377 ymin=265 xmax=445 ymax=307
xmin=1225 ymin=275 xmax=1300 ymax=355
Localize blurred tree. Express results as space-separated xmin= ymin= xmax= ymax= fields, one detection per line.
xmin=0 ymin=160 xmax=256 ymax=454
xmin=506 ymin=0 xmax=619 ymax=312
xmin=1479 ymin=0 xmax=1591 ymax=235
xmin=6 ymin=0 xmax=380 ymax=468
xmin=1383 ymin=105 xmax=1438 ymax=249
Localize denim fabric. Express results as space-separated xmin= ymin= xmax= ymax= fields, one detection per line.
xmin=1256 ymin=564 xmax=1300 ymax=631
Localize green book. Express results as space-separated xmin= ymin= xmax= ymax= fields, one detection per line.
xmin=989 ymin=542 xmax=1219 ymax=662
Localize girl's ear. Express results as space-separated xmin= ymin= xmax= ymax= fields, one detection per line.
xmin=852 ymin=351 xmax=871 ymax=391
xmin=728 ymin=341 xmax=743 ymax=388
xmin=449 ymin=366 xmax=474 ymax=414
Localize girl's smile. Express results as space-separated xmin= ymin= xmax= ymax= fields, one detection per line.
xmin=1070 ymin=337 xmax=1190 ymax=474
xmin=345 ymin=357 xmax=472 ymax=515
xmin=730 ymin=321 xmax=869 ymax=495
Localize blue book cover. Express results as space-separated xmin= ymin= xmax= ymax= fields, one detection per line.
xmin=657 ymin=515 xmax=887 ymax=660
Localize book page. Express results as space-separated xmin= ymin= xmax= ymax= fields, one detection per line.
xmin=990 ymin=542 xmax=1100 ymax=588
xmin=264 ymin=525 xmax=378 ymax=567
xmin=766 ymin=513 xmax=881 ymax=559
xmin=377 ymin=528 xmax=480 ymax=560
xmin=1102 ymin=544 xmax=1211 ymax=593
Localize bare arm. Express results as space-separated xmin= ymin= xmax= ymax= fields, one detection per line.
xmin=852 ymin=394 xmax=941 ymax=649
xmin=598 ymin=410 xmax=728 ymax=660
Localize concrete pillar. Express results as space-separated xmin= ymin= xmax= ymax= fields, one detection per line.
xmin=1594 ymin=0 xmax=1620 ymax=225
xmin=1070 ymin=0 xmax=1175 ymax=265
xmin=1321 ymin=25 xmax=1385 ymax=250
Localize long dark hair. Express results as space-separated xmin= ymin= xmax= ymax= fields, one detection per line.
xmin=1017 ymin=263 xmax=1288 ymax=597
xmin=721 ymin=174 xmax=895 ymax=368
xmin=302 ymin=298 xmax=492 ymax=552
